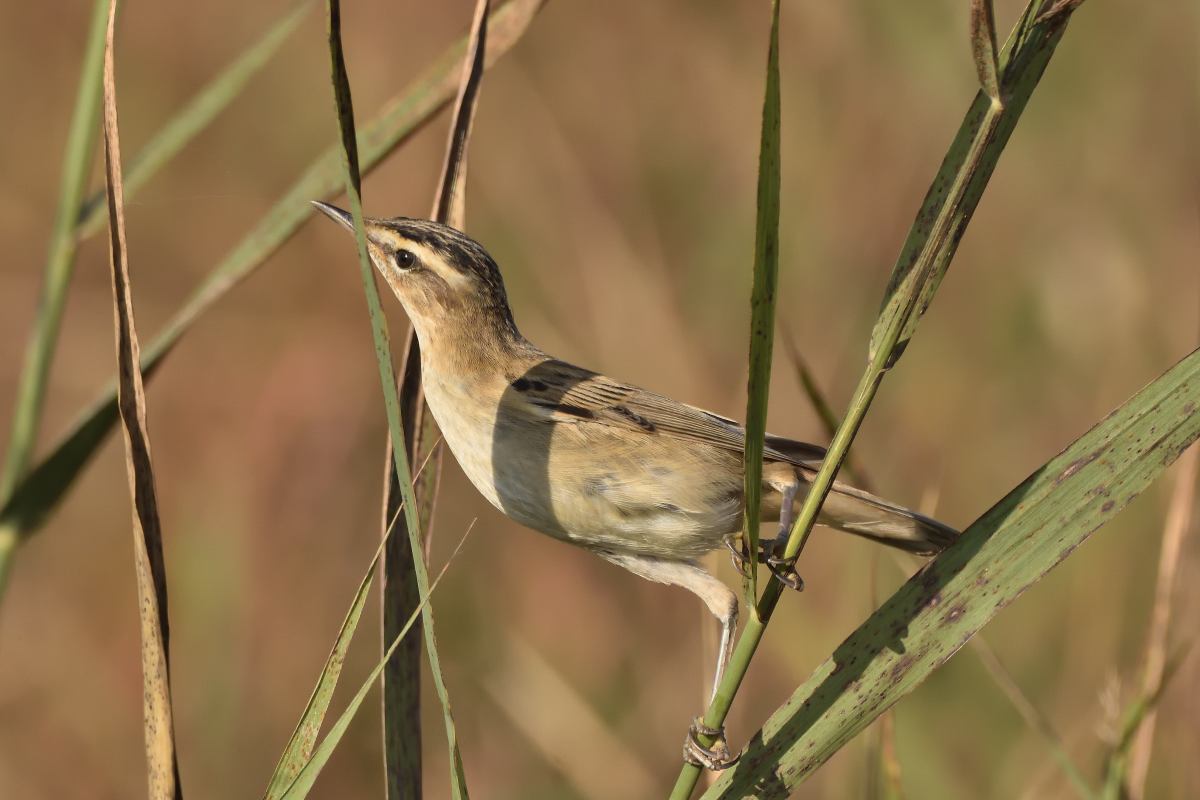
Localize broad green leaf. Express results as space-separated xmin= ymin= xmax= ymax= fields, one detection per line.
xmin=704 ymin=347 xmax=1200 ymax=797
xmin=671 ymin=3 xmax=1088 ymax=796
xmin=738 ymin=0 xmax=781 ymax=606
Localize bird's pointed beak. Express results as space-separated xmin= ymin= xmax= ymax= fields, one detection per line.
xmin=310 ymin=200 xmax=355 ymax=232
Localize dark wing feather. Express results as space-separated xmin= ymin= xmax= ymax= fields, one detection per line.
xmin=507 ymin=359 xmax=826 ymax=468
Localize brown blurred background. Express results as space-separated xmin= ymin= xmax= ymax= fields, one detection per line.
xmin=1 ymin=1 xmax=1197 ymax=797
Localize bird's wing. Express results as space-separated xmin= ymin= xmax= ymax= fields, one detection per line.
xmin=504 ymin=359 xmax=827 ymax=468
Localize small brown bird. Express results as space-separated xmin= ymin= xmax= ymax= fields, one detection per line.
xmin=314 ymin=202 xmax=957 ymax=764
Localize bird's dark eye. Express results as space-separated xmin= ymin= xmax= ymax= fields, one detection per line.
xmin=394 ymin=249 xmax=417 ymax=270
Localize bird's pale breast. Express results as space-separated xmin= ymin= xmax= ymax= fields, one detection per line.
xmin=421 ymin=369 xmax=743 ymax=561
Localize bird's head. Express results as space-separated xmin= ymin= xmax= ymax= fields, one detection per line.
xmin=312 ymin=201 xmax=518 ymax=347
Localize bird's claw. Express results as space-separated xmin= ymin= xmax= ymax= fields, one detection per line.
xmin=723 ymin=535 xmax=752 ymax=576
xmin=766 ymin=542 xmax=804 ymax=591
xmin=683 ymin=717 xmax=740 ymax=771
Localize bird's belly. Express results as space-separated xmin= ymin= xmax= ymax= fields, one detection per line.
xmin=423 ymin=377 xmax=741 ymax=560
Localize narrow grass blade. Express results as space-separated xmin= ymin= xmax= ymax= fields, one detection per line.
xmin=77 ymin=0 xmax=313 ymax=239
xmin=381 ymin=2 xmax=491 ymax=795
xmin=431 ymin=0 xmax=488 ymax=230
xmin=672 ymin=4 xmax=1089 ymax=796
xmin=264 ymin=550 xmax=381 ymax=799
xmin=279 ymin=524 xmax=475 ymax=800
xmin=737 ymin=0 xmax=781 ymax=606
xmin=778 ymin=327 xmax=870 ymax=491
xmin=704 ymin=347 xmax=1200 ymax=797
xmin=868 ymin=4 xmax=1084 ymax=368
xmin=1100 ymin=647 xmax=1190 ymax=800
xmin=970 ymin=0 xmax=1002 ymax=106
xmin=0 ymin=0 xmax=109 ymax=587
xmin=380 ymin=343 xmax=437 ymax=799
xmin=1035 ymin=0 xmax=1089 ymax=25
xmin=100 ymin=3 xmax=181 ymax=796
xmin=0 ymin=0 xmax=545 ymax=596
xmin=1124 ymin=447 xmax=1197 ymax=799
xmin=266 ymin=450 xmax=442 ymax=798
xmin=325 ymin=1 xmax=477 ymax=795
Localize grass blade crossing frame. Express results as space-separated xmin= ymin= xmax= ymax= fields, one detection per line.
xmin=77 ymin=0 xmax=314 ymax=239
xmin=325 ymin=1 xmax=472 ymax=795
xmin=671 ymin=3 xmax=1088 ymax=796
xmin=278 ymin=525 xmax=474 ymax=800
xmin=737 ymin=0 xmax=781 ymax=606
xmin=706 ymin=347 xmax=1200 ymax=796
xmin=100 ymin=2 xmax=181 ymax=796
xmin=264 ymin=451 xmax=444 ymax=798
xmin=381 ymin=1 xmax=492 ymax=796
xmin=0 ymin=0 xmax=109 ymax=589
xmin=0 ymin=0 xmax=546 ymax=600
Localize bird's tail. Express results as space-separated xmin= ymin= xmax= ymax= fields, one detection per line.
xmin=816 ymin=481 xmax=958 ymax=555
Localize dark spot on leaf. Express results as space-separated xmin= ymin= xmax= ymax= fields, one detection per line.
xmin=1054 ymin=446 xmax=1107 ymax=485
xmin=1102 ymin=500 xmax=1115 ymax=513
xmin=889 ymin=655 xmax=915 ymax=682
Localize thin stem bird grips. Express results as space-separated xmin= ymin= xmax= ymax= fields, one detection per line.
xmin=670 ymin=2 xmax=1087 ymax=797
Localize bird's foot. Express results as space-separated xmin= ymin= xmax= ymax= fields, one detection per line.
xmin=765 ymin=539 xmax=804 ymax=591
xmin=722 ymin=535 xmax=776 ymax=578
xmin=683 ymin=718 xmax=740 ymax=771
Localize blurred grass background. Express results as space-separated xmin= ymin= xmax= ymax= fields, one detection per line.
xmin=0 ymin=1 xmax=1197 ymax=797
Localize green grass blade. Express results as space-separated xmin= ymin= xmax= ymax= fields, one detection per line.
xmin=0 ymin=0 xmax=543 ymax=598
xmin=0 ymin=0 xmax=108 ymax=560
xmin=324 ymin=1 xmax=472 ymax=795
xmin=704 ymin=347 xmax=1200 ymax=797
xmin=278 ymin=525 xmax=473 ymax=800
xmin=99 ymin=2 xmax=182 ymax=794
xmin=671 ymin=3 xmax=1086 ymax=795
xmin=380 ymin=354 xmax=431 ymax=799
xmin=970 ymin=0 xmax=1002 ymax=106
xmin=381 ymin=1 xmax=493 ymax=795
xmin=778 ymin=329 xmax=870 ymax=490
xmin=265 ymin=453 xmax=441 ymax=798
xmin=869 ymin=5 xmax=1075 ymax=368
xmin=264 ymin=552 xmax=380 ymax=799
xmin=76 ymin=0 xmax=313 ymax=239
xmin=737 ymin=0 xmax=781 ymax=606
xmin=1099 ymin=647 xmax=1190 ymax=800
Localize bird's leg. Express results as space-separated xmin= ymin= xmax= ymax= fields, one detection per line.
xmin=593 ymin=550 xmax=741 ymax=770
xmin=765 ymin=482 xmax=804 ymax=591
